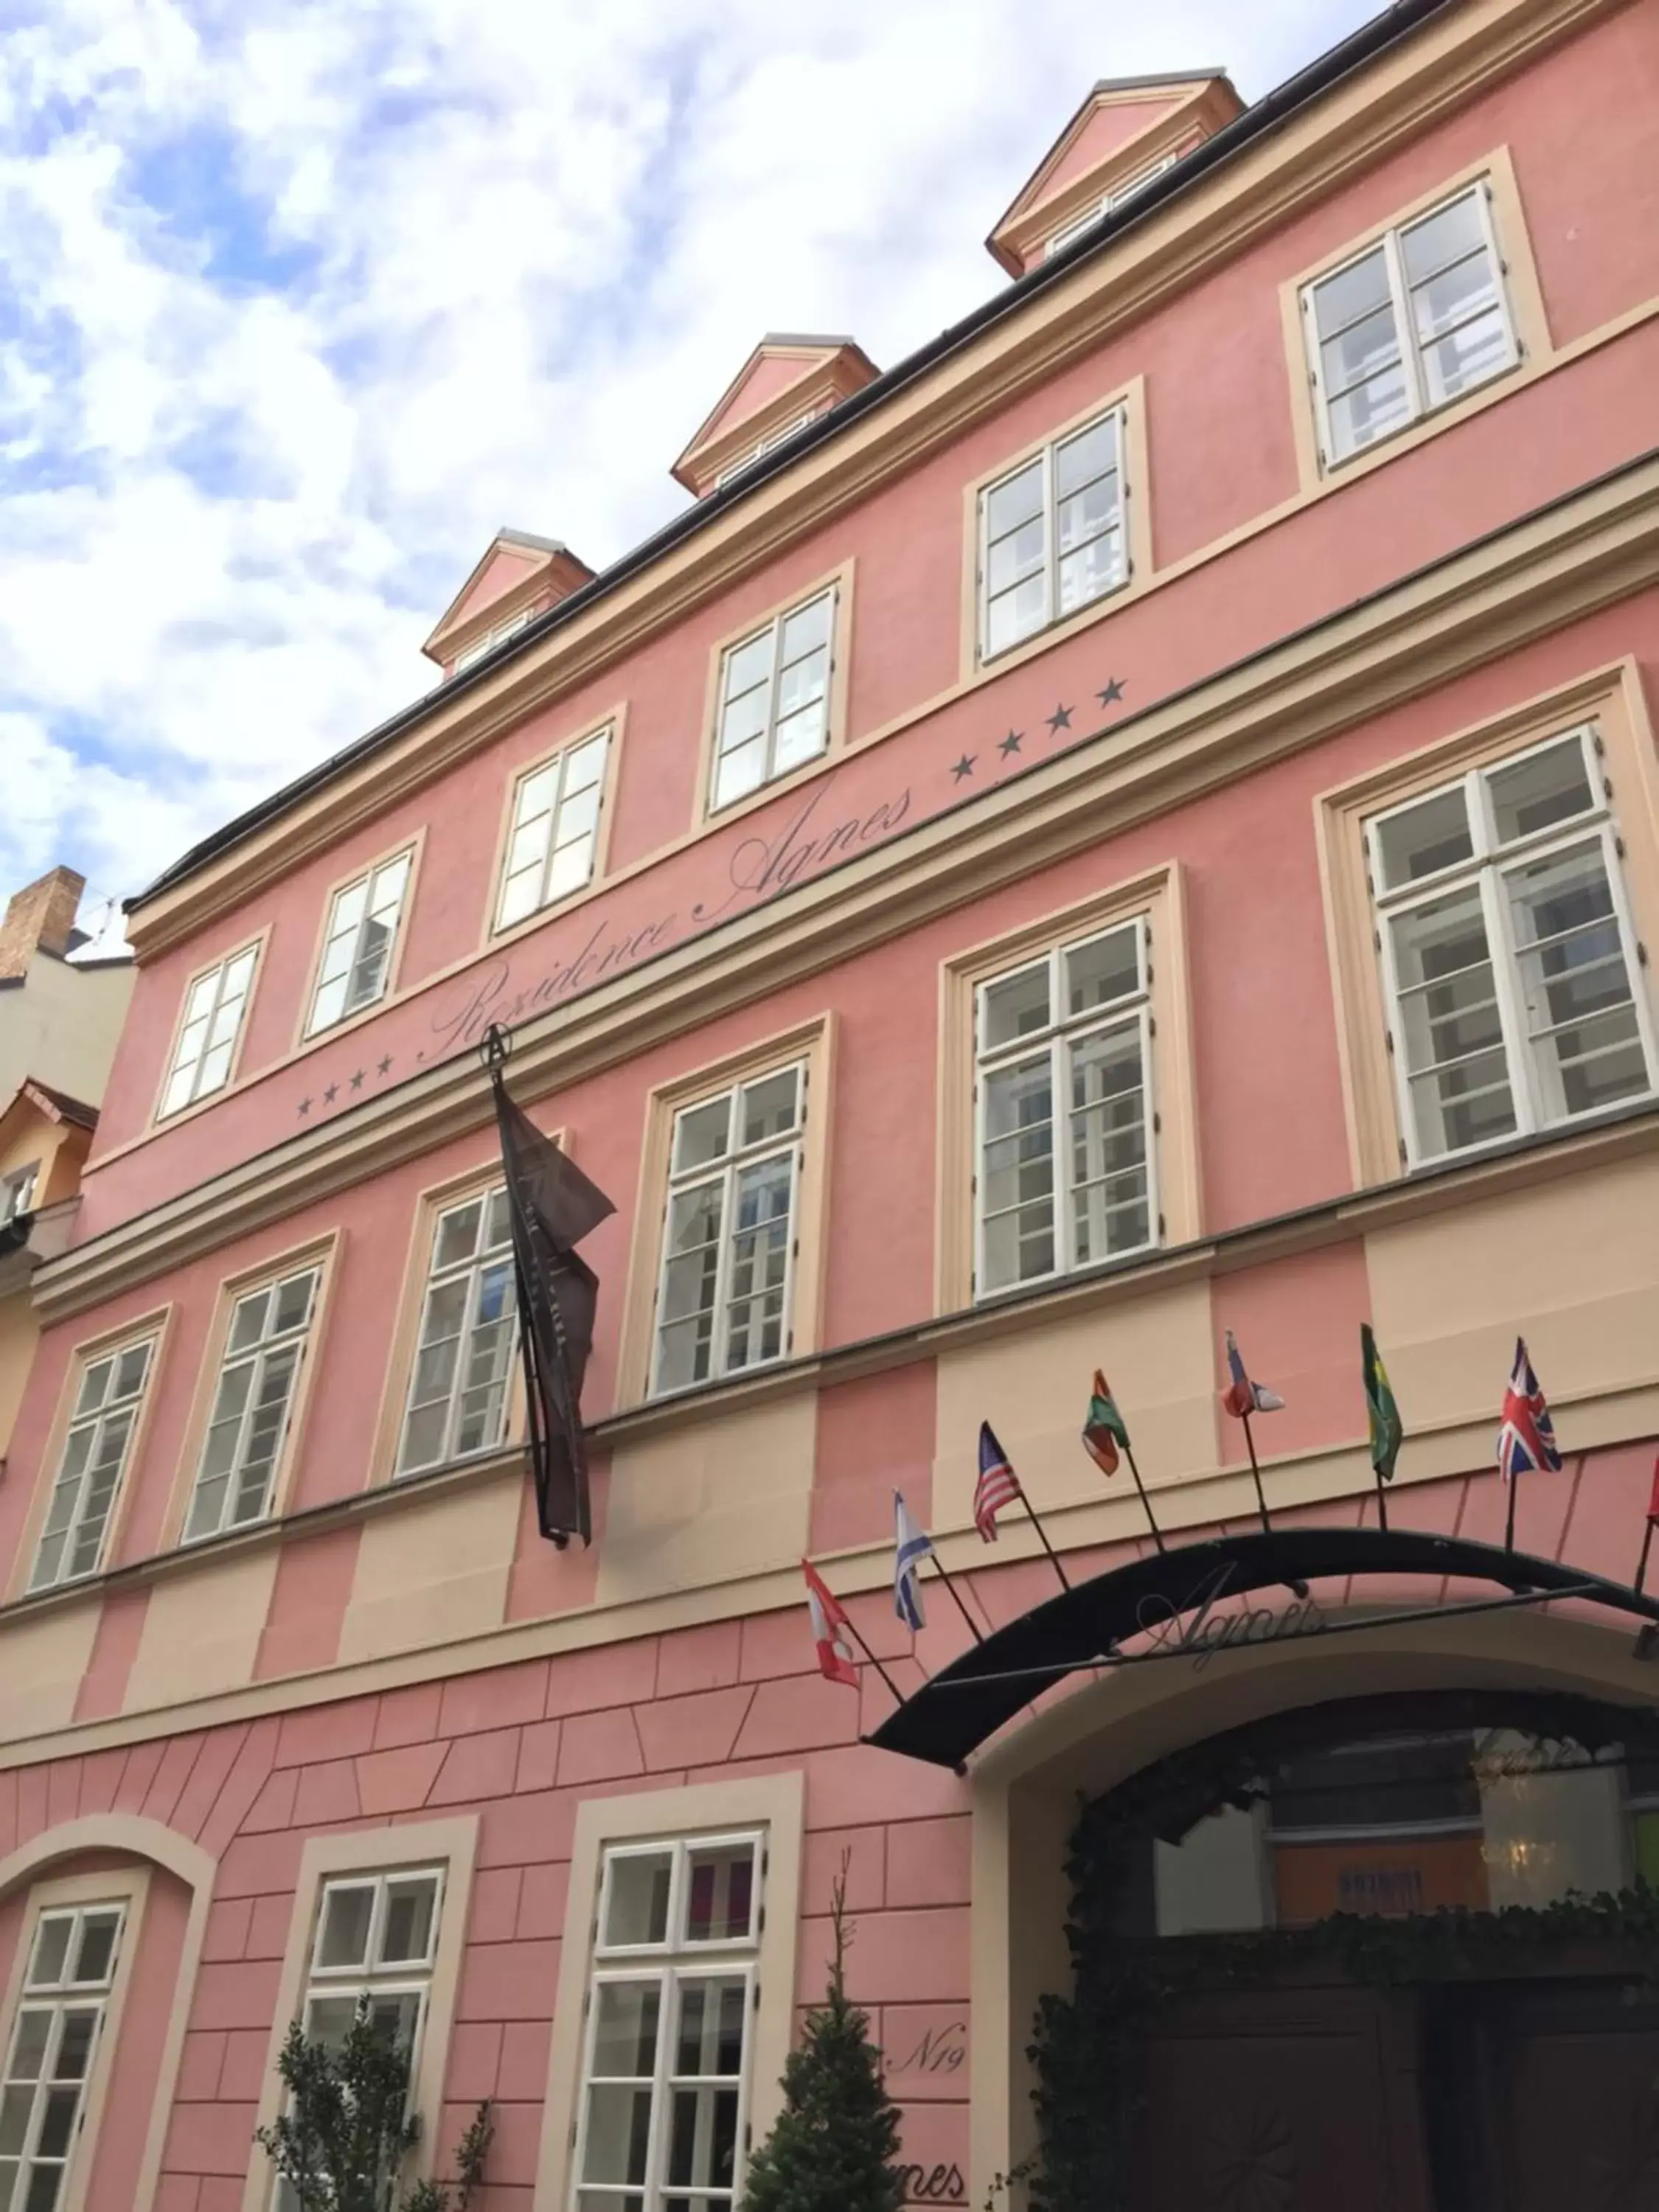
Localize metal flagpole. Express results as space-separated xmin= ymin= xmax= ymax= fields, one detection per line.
xmin=1505 ymin=1460 xmax=1520 ymax=1554
xmin=1636 ymin=1518 xmax=1655 ymax=1598
xmin=1373 ymin=1470 xmax=1390 ymax=1533
xmin=926 ymin=1552 xmax=986 ymax=1644
xmin=1120 ymin=1440 xmax=1166 ymax=1554
xmin=834 ymin=1604 xmax=908 ymax=1708
xmin=1240 ymin=1412 xmax=1309 ymax=1599
xmin=1015 ymin=1480 xmax=1071 ymax=1593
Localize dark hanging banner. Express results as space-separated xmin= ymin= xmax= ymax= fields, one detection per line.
xmin=481 ymin=1023 xmax=616 ymax=1548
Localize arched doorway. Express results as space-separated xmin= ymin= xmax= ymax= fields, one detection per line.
xmin=1040 ymin=1688 xmax=1659 ymax=2210
xmin=967 ymin=1609 xmax=1659 ymax=2210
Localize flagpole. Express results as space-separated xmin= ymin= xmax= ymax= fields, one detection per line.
xmin=1636 ymin=1517 xmax=1656 ymax=1598
xmin=1016 ymin=1483 xmax=1071 ymax=1593
xmin=833 ymin=1604 xmax=908 ymax=1708
xmin=926 ymin=1552 xmax=986 ymax=1644
xmin=1241 ymin=1413 xmax=1310 ymax=1599
xmin=1120 ymin=1441 xmax=1166 ymax=1554
xmin=1373 ymin=1470 xmax=1390 ymax=1533
xmin=1505 ymin=1464 xmax=1520 ymax=1554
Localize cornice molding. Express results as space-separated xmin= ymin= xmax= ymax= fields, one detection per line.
xmin=37 ymin=455 xmax=1659 ymax=1323
xmin=123 ymin=0 xmax=1622 ymax=960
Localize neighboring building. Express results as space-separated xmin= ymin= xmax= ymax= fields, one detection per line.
xmin=0 ymin=866 xmax=133 ymax=1109
xmin=0 ymin=1081 xmax=100 ymax=1468
xmin=1 ymin=3 xmax=1659 ymax=2207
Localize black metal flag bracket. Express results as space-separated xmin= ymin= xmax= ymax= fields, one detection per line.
xmin=480 ymin=1023 xmax=616 ymax=1551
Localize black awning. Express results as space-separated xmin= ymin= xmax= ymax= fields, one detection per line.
xmin=864 ymin=1526 xmax=1659 ymax=1770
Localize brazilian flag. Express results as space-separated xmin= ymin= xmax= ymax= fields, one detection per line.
xmin=1361 ymin=1324 xmax=1402 ymax=1481
xmin=1083 ymin=1371 xmax=1131 ymax=1478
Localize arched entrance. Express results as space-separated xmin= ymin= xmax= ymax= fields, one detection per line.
xmin=967 ymin=1607 xmax=1659 ymax=2209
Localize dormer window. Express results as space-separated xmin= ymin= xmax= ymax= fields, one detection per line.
xmin=1044 ymin=153 xmax=1179 ymax=258
xmin=452 ymin=605 xmax=537 ymax=674
xmin=672 ymin=338 xmax=877 ymax=501
xmin=712 ymin=412 xmax=821 ymax=491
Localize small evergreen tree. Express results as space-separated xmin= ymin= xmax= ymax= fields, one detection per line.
xmin=254 ymin=1997 xmax=493 ymax=2212
xmin=740 ymin=1858 xmax=905 ymax=2212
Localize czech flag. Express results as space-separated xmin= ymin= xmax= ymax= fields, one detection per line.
xmin=974 ymin=1422 xmax=1021 ymax=1541
xmin=801 ymin=1559 xmax=859 ymax=1688
xmin=1498 ymin=1337 xmax=1561 ymax=1481
xmin=1221 ymin=1329 xmax=1284 ymax=1419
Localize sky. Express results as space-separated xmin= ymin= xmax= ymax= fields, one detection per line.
xmin=0 ymin=0 xmax=1379 ymax=919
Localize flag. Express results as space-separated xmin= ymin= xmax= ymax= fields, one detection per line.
xmin=1221 ymin=1329 xmax=1284 ymax=1419
xmin=1498 ymin=1336 xmax=1560 ymax=1480
xmin=1082 ymin=1371 xmax=1131 ymax=1478
xmin=975 ymin=1422 xmax=1021 ymax=1541
xmin=893 ymin=1492 xmax=933 ymax=1631
xmin=802 ymin=1559 xmax=860 ymax=1688
xmin=489 ymin=1068 xmax=616 ymax=1548
xmin=1360 ymin=1324 xmax=1402 ymax=1482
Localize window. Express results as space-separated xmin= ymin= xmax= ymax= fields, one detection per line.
xmin=1044 ymin=153 xmax=1178 ymax=257
xmin=395 ymin=1187 xmax=517 ymax=1475
xmin=306 ymin=853 xmax=412 ymax=1036
xmin=974 ymin=917 xmax=1155 ymax=1295
xmin=496 ymin=728 xmax=611 ymax=931
xmin=1302 ymin=181 xmax=1516 ymax=468
xmin=1366 ymin=726 xmax=1656 ymax=1166
xmin=710 ymin=591 xmax=835 ymax=813
xmin=1 ymin=1164 xmax=40 ymax=1227
xmin=160 ymin=945 xmax=257 ymax=1117
xmin=301 ymin=1868 xmax=444 ymax=2056
xmin=453 ymin=605 xmax=535 ymax=674
xmin=31 ymin=1338 xmax=155 ymax=1590
xmin=712 ymin=412 xmax=821 ymax=490
xmin=978 ymin=406 xmax=1127 ymax=661
xmin=651 ymin=1065 xmax=806 ymax=1395
xmin=183 ymin=1266 xmax=319 ymax=1543
xmin=0 ymin=1903 xmax=125 ymax=2212
xmin=573 ymin=1833 xmax=762 ymax=2212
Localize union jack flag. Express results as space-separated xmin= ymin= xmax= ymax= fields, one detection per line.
xmin=1498 ymin=1336 xmax=1561 ymax=1481
xmin=974 ymin=1422 xmax=1022 ymax=1541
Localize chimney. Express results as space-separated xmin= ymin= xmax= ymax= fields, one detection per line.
xmin=0 ymin=867 xmax=85 ymax=982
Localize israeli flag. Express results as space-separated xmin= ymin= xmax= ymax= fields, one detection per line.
xmin=894 ymin=1491 xmax=933 ymax=1632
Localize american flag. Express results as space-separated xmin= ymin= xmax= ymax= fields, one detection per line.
xmin=1498 ymin=1336 xmax=1561 ymax=1481
xmin=975 ymin=1422 xmax=1021 ymax=1540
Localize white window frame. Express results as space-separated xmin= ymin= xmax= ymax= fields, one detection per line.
xmin=712 ymin=413 xmax=820 ymax=490
xmin=30 ymin=1338 xmax=156 ymax=1591
xmin=571 ymin=1832 xmax=764 ymax=2212
xmin=1366 ymin=723 xmax=1659 ymax=1169
xmin=182 ymin=1264 xmax=321 ymax=1544
xmin=1301 ymin=178 xmax=1518 ymax=471
xmin=649 ymin=1065 xmax=807 ymax=1398
xmin=0 ymin=1902 xmax=126 ymax=2212
xmin=494 ymin=727 xmax=613 ymax=933
xmin=708 ymin=590 xmax=837 ymax=814
xmin=453 ymin=605 xmax=535 ymax=674
xmin=159 ymin=945 xmax=259 ymax=1119
xmin=1043 ymin=152 xmax=1178 ymax=257
xmin=972 ymin=916 xmax=1158 ymax=1299
xmin=305 ymin=851 xmax=413 ymax=1037
xmin=394 ymin=1186 xmax=518 ymax=1478
xmin=976 ymin=403 xmax=1130 ymax=664
xmin=1 ymin=1163 xmax=41 ymax=1226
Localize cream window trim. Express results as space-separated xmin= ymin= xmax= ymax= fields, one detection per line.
xmin=532 ymin=1773 xmax=804 ymax=2212
xmin=1281 ymin=146 xmax=1550 ymax=492
xmin=19 ymin=1315 xmax=170 ymax=1599
xmin=1317 ymin=659 xmax=1659 ymax=1189
xmin=616 ymin=1017 xmax=835 ymax=1409
xmin=694 ymin=566 xmax=854 ymax=831
xmin=153 ymin=931 xmax=267 ymax=1125
xmin=491 ymin=721 xmax=619 ymax=937
xmin=161 ymin=1231 xmax=341 ymax=1552
xmin=0 ymin=1868 xmax=149 ymax=2212
xmin=240 ymin=1818 xmax=479 ymax=2212
xmin=936 ymin=865 xmax=1199 ymax=1313
xmin=299 ymin=837 xmax=422 ymax=1045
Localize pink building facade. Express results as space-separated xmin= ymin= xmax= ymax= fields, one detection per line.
xmin=4 ymin=0 xmax=1659 ymax=2204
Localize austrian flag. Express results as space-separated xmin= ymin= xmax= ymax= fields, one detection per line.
xmin=801 ymin=1559 xmax=859 ymax=1688
xmin=1498 ymin=1337 xmax=1562 ymax=1481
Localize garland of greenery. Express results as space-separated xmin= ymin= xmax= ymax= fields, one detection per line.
xmin=1022 ymin=1692 xmax=1659 ymax=2212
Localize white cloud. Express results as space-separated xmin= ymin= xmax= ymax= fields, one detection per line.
xmin=0 ymin=0 xmax=1375 ymax=905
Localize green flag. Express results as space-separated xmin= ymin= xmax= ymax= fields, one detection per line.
xmin=1361 ymin=1324 xmax=1402 ymax=1481
xmin=1083 ymin=1370 xmax=1131 ymax=1477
